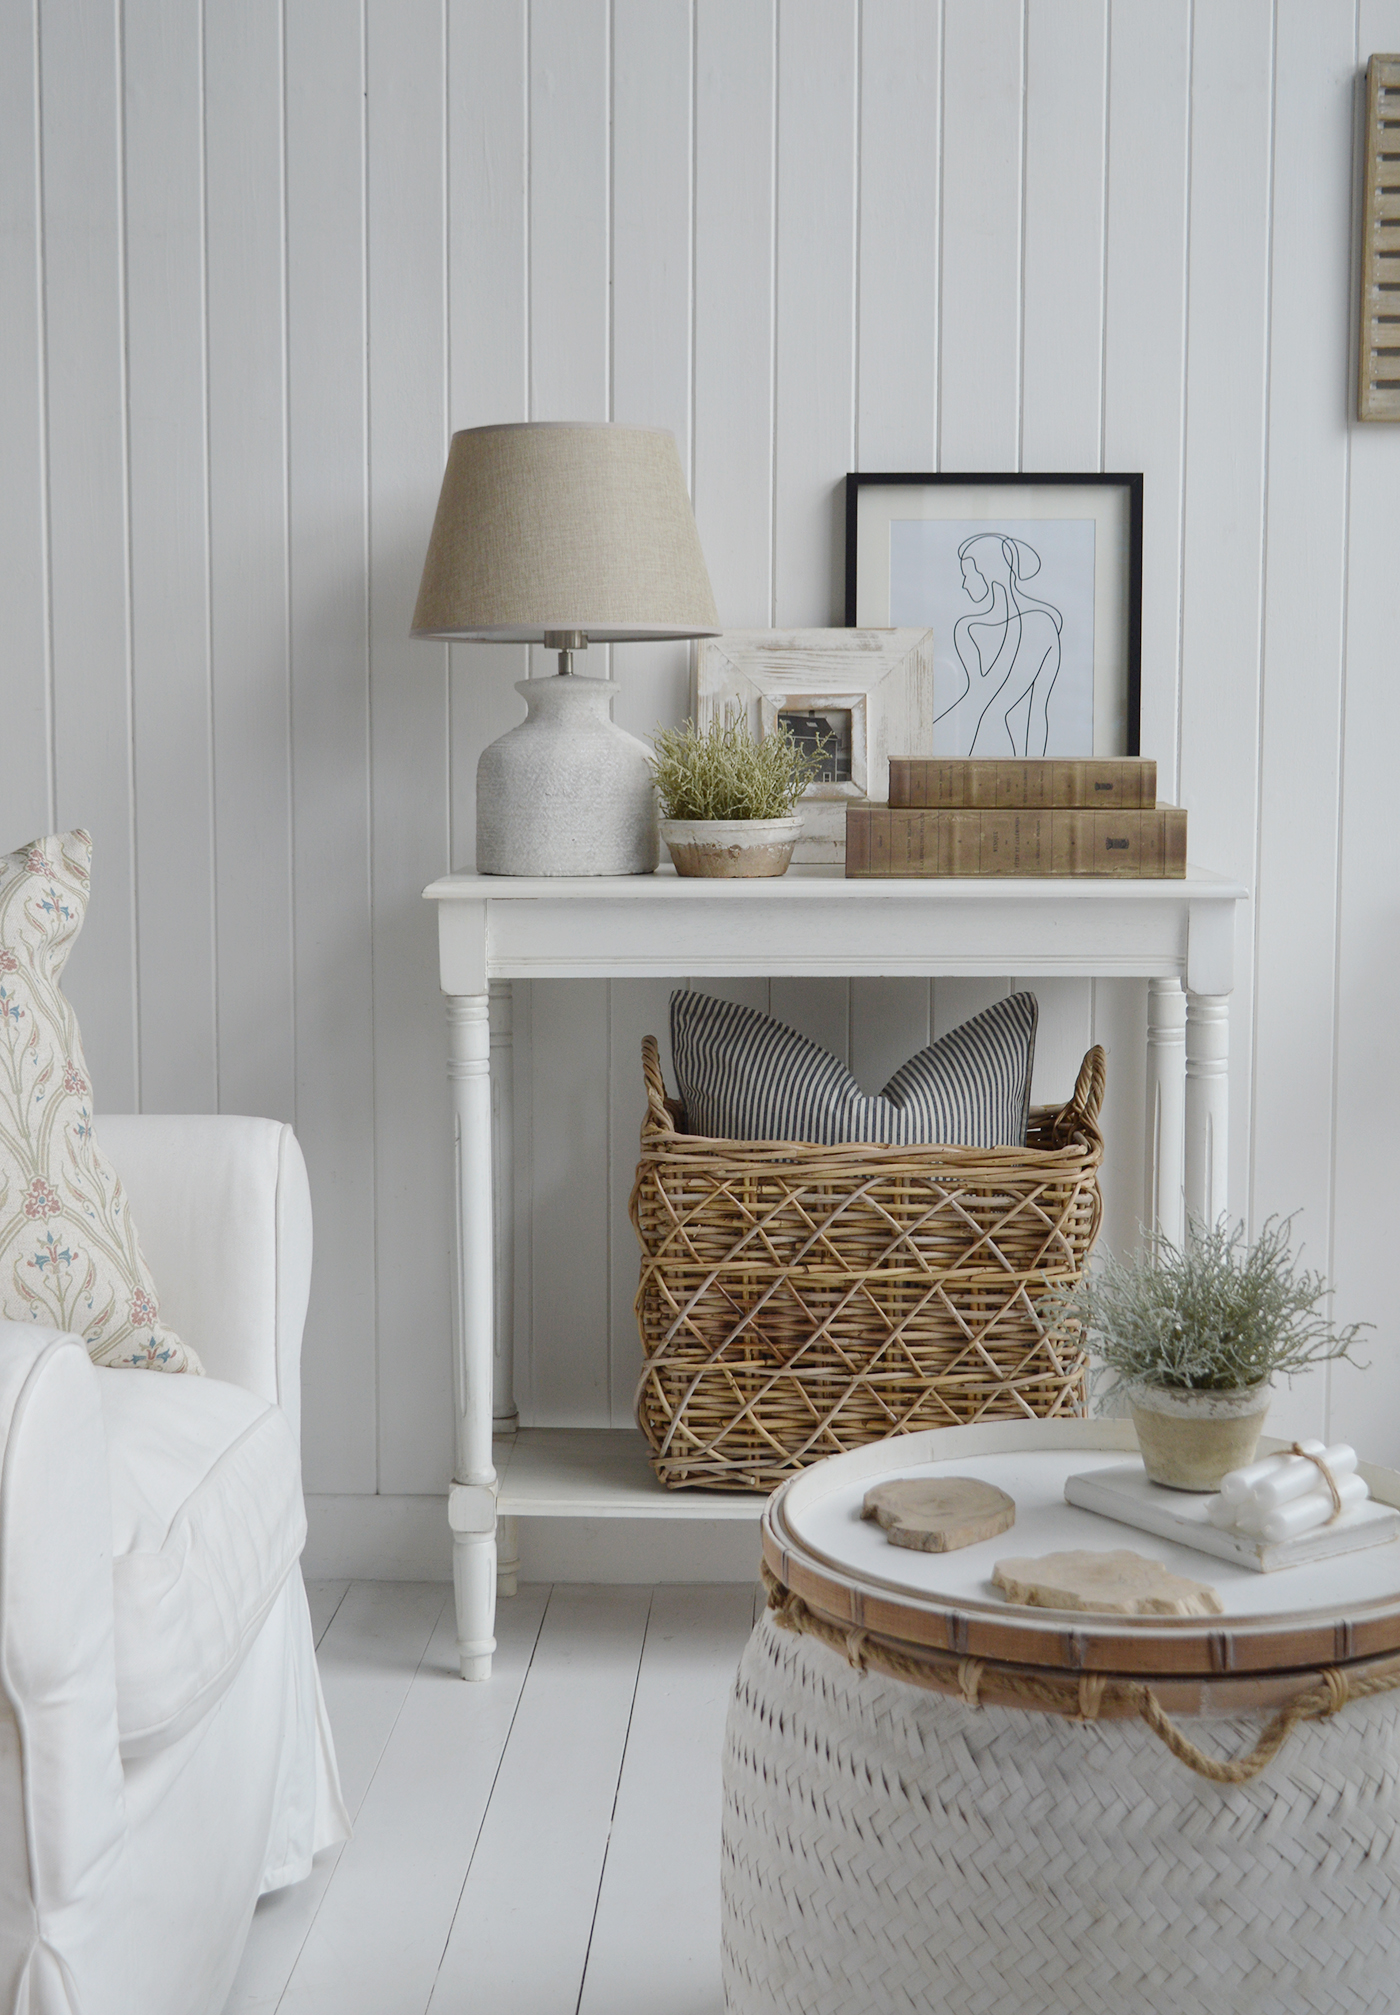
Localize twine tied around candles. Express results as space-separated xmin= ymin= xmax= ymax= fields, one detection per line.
xmin=1291 ymin=1441 xmax=1345 ymax=1523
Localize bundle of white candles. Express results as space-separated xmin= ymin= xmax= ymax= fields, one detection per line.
xmin=1205 ymin=1440 xmax=1367 ymax=1546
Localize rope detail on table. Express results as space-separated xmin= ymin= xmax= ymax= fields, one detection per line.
xmin=759 ymin=1561 xmax=1400 ymax=1785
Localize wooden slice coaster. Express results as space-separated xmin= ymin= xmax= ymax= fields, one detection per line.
xmin=992 ymin=1548 xmax=1223 ymax=1618
xmin=862 ymin=1477 xmax=1016 ymax=1554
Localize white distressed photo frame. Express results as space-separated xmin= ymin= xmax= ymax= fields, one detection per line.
xmin=694 ymin=629 xmax=935 ymax=863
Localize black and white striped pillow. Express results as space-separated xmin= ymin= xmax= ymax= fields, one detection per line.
xmin=669 ymin=989 xmax=1038 ymax=1147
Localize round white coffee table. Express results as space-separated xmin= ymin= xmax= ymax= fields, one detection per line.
xmin=722 ymin=1419 xmax=1400 ymax=2015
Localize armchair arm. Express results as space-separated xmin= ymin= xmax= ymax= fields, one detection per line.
xmin=95 ymin=1116 xmax=312 ymax=1444
xmin=0 ymin=1325 xmax=126 ymax=2010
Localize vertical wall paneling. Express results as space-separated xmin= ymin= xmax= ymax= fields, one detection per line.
xmin=1022 ymin=0 xmax=1108 ymax=470
xmin=1103 ymin=0 xmax=1184 ymax=1257
xmin=611 ymin=0 xmax=693 ymax=446
xmin=38 ymin=0 xmax=138 ymax=1109
xmin=1102 ymin=0 xmax=1193 ymax=800
xmin=510 ymin=975 xmax=535 ymax=1422
xmin=770 ymin=0 xmax=858 ymax=1074
xmin=773 ymin=0 xmax=858 ymax=626
xmin=693 ymin=0 xmax=776 ymax=627
xmin=123 ymin=3 xmax=216 ymax=1117
xmin=769 ymin=979 xmax=850 ymax=1067
xmin=932 ymin=978 xmax=1010 ymax=1042
xmin=849 ymin=979 xmax=932 ymax=1097
xmin=204 ymin=1 xmax=295 ymax=1123
xmin=447 ymin=0 xmax=528 ymax=432
xmin=1331 ymin=0 xmax=1400 ymax=1451
xmin=1099 ymin=0 xmax=1195 ymax=1255
xmin=1019 ymin=0 xmax=1108 ymax=1167
xmin=366 ymin=0 xmax=453 ymax=1494
xmin=939 ymin=0 xmax=1024 ymax=472
xmin=1175 ymin=0 xmax=1274 ymax=1235
xmin=610 ymin=0 xmax=693 ymax=746
xmin=20 ymin=3 xmax=1400 ymax=1541
xmin=608 ymin=0 xmax=694 ymax=1421
xmin=286 ymin=0 xmax=377 ymax=1494
xmin=684 ymin=979 xmax=770 ymax=1017
xmin=0 ymin=0 xmax=53 ymax=846
xmin=1250 ymin=0 xmax=1355 ymax=1442
xmin=528 ymin=0 xmax=610 ymax=427
xmin=446 ymin=0 xmax=532 ymax=1439
xmin=524 ymin=2 xmax=613 ymax=1426
xmin=447 ymin=0 xmax=529 ymax=872
xmin=1018 ymin=977 xmax=1094 ymax=1113
xmin=856 ymin=0 xmax=942 ymax=470
xmin=530 ymin=980 xmax=611 ymax=1424
xmin=850 ymin=0 xmax=943 ymax=1075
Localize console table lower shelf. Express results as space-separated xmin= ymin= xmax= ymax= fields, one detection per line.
xmin=481 ymin=1427 xmax=766 ymax=1607
xmin=426 ymin=865 xmax=1248 ymax=1678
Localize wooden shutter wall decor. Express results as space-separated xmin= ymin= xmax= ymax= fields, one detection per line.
xmin=1360 ymin=55 xmax=1400 ymax=422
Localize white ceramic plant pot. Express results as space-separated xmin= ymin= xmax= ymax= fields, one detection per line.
xmin=1128 ymin=1382 xmax=1272 ymax=1493
xmin=660 ymin=816 xmax=803 ymax=879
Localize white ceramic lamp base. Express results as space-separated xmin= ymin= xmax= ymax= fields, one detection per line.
xmin=476 ymin=676 xmax=659 ymax=876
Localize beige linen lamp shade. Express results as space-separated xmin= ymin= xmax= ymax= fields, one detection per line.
xmin=412 ymin=421 xmax=719 ymax=876
xmin=411 ymin=421 xmax=719 ymax=641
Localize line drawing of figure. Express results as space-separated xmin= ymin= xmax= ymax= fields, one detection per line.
xmin=935 ymin=532 xmax=1064 ymax=756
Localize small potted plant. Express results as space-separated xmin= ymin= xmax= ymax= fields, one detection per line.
xmin=1060 ymin=1218 xmax=1368 ymax=1491
xmin=649 ymin=715 xmax=824 ymax=878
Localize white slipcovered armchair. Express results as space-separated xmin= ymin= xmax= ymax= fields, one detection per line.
xmin=0 ymin=1115 xmax=348 ymax=2015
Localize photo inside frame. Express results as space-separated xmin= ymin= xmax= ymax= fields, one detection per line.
xmin=778 ymin=707 xmax=853 ymax=783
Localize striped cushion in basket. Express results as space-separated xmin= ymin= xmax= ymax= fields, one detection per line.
xmin=669 ymin=988 xmax=1038 ymax=1147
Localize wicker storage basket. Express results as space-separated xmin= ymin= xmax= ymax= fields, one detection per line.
xmin=630 ymin=1034 xmax=1105 ymax=1490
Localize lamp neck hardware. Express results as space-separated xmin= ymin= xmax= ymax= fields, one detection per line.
xmin=543 ymin=629 xmax=589 ymax=676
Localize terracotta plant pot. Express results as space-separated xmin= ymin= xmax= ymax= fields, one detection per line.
xmin=1128 ymin=1383 xmax=1271 ymax=1493
xmin=660 ymin=815 xmax=803 ymax=878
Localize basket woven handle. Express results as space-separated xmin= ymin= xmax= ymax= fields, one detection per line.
xmin=1059 ymin=1044 xmax=1107 ymax=1139
xmin=641 ymin=1035 xmax=674 ymax=1129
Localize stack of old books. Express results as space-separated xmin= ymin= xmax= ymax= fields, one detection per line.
xmin=846 ymin=758 xmax=1185 ymax=878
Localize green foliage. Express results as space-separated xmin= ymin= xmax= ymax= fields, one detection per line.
xmin=649 ymin=715 xmax=825 ymax=821
xmin=1056 ymin=1217 xmax=1369 ymax=1396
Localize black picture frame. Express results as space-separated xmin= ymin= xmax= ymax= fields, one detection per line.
xmin=845 ymin=471 xmax=1144 ymax=758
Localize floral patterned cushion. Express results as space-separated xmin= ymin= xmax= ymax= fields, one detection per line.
xmin=0 ymin=832 xmax=201 ymax=1372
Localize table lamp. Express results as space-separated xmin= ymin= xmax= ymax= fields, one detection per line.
xmin=412 ymin=421 xmax=720 ymax=875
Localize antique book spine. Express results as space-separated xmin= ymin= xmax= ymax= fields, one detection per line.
xmin=846 ymin=801 xmax=870 ymax=874
xmin=845 ymin=803 xmax=1187 ymax=877
xmin=887 ymin=757 xmax=1157 ymax=810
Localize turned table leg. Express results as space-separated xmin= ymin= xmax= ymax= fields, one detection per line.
xmin=1145 ymin=978 xmax=1186 ymax=1246
xmin=1184 ymin=992 xmax=1229 ymax=1232
xmin=489 ymin=980 xmax=518 ymax=1439
xmin=489 ymin=981 xmax=521 ymax=1600
xmin=447 ymin=993 xmax=497 ymax=1680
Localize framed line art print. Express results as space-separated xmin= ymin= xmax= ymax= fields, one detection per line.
xmin=846 ymin=472 xmax=1143 ymax=759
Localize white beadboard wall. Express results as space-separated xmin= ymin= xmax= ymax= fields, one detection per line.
xmin=4 ymin=0 xmax=1399 ymax=1567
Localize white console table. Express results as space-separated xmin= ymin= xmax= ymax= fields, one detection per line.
xmin=423 ymin=864 xmax=1247 ymax=1678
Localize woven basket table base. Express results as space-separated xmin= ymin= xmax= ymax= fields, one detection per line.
xmin=722 ymin=1611 xmax=1400 ymax=2015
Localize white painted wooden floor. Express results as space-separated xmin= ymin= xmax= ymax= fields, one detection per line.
xmin=224 ymin=1579 xmax=761 ymax=2015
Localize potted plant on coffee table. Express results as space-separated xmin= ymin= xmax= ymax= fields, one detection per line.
xmin=649 ymin=715 xmax=824 ymax=878
xmin=1060 ymin=1218 xmax=1368 ymax=1492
